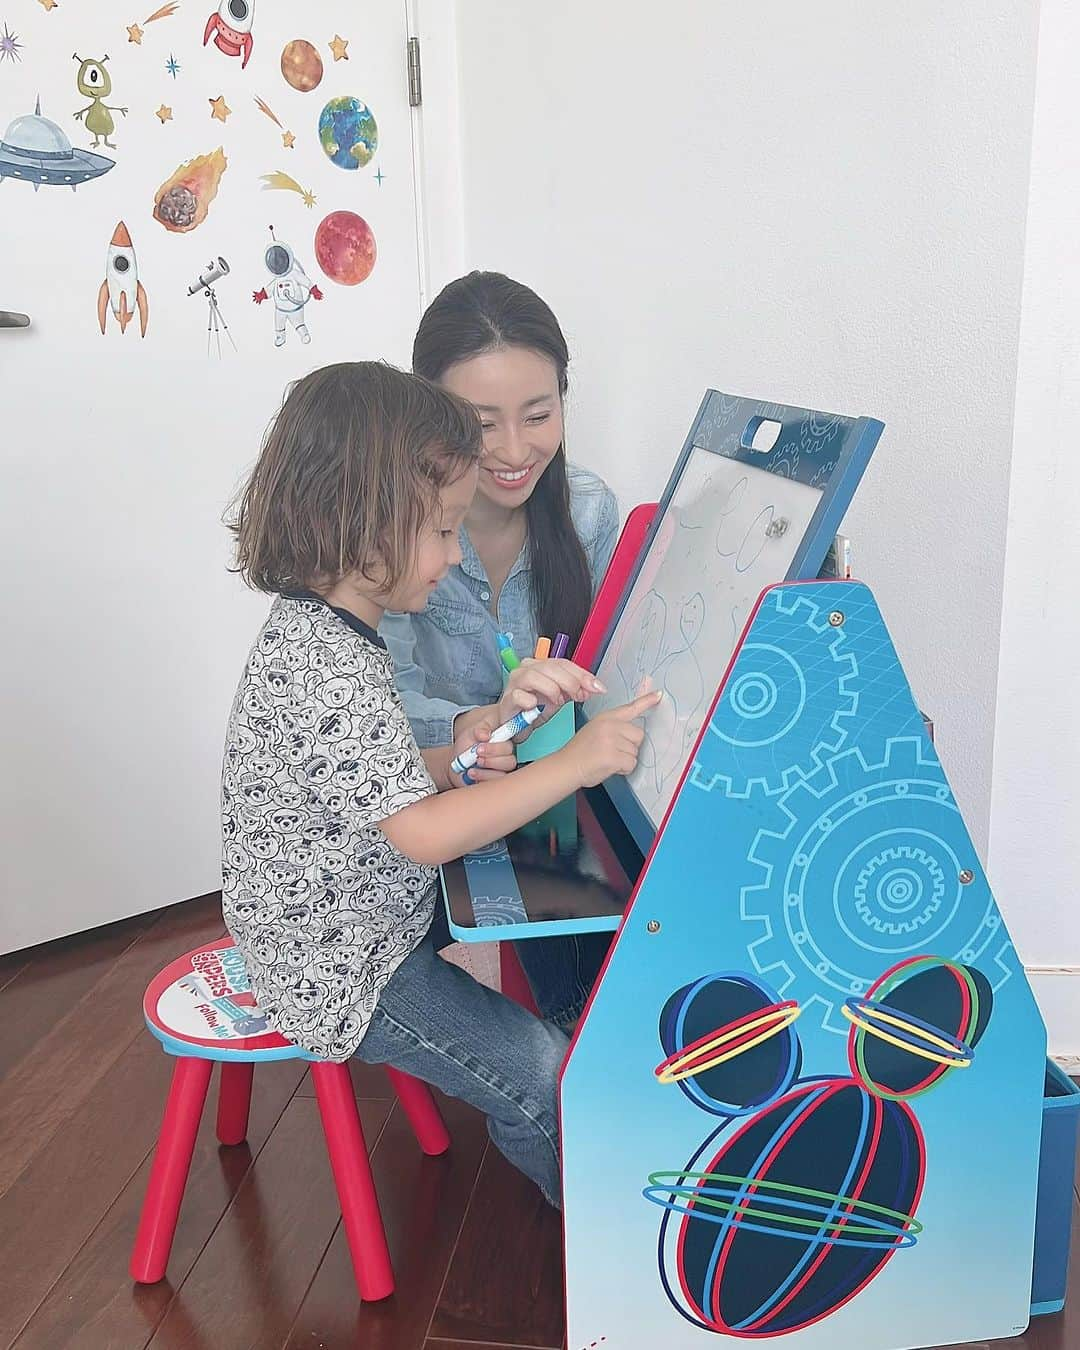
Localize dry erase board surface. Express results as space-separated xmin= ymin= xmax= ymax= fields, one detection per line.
xmin=590 ymin=446 xmax=824 ymax=831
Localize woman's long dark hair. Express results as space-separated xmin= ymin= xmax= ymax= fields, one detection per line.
xmin=412 ymin=271 xmax=593 ymax=647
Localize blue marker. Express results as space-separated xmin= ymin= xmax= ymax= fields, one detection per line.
xmin=451 ymin=704 xmax=545 ymax=779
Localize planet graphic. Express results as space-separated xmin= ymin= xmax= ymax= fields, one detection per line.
xmin=318 ymin=96 xmax=378 ymax=170
xmin=657 ymin=973 xmax=802 ymax=1118
xmin=314 ymin=210 xmax=376 ymax=286
xmin=280 ymin=39 xmax=323 ymax=92
xmin=651 ymin=1080 xmax=925 ymax=1336
xmin=845 ymin=955 xmax=993 ymax=1100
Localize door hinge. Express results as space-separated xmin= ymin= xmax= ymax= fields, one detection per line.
xmin=407 ymin=36 xmax=422 ymax=107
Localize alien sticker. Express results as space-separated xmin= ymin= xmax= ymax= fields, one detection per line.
xmin=73 ymin=55 xmax=127 ymax=150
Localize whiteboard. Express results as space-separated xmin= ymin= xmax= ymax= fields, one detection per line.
xmin=588 ymin=445 xmax=823 ymax=831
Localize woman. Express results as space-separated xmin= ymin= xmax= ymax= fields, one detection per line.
xmin=381 ymin=271 xmax=619 ymax=1029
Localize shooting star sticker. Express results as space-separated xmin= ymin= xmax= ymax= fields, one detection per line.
xmin=254 ymin=97 xmax=296 ymax=151
xmin=37 ymin=0 xmax=57 ymax=10
xmin=260 ymin=170 xmax=316 ymax=208
xmin=128 ymin=5 xmax=179 ymax=46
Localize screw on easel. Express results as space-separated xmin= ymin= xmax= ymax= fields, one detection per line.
xmin=959 ymin=869 xmax=974 ymax=885
xmin=647 ymin=920 xmax=661 ymax=934
xmin=828 ymin=611 xmax=845 ymax=627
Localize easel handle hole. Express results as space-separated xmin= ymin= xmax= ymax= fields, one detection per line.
xmin=741 ymin=416 xmax=783 ymax=454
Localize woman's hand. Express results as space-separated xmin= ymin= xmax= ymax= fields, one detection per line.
xmin=496 ymin=658 xmax=606 ymax=730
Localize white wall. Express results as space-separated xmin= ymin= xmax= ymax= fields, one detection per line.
xmin=432 ymin=0 xmax=1039 ymax=857
xmin=990 ymin=0 xmax=1080 ymax=1058
xmin=1 ymin=0 xmax=422 ymax=953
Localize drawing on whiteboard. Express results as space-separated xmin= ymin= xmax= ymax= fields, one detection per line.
xmin=613 ymin=588 xmax=706 ymax=799
xmin=590 ymin=446 xmax=825 ymax=830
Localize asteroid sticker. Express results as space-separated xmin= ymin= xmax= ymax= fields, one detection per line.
xmin=153 ymin=147 xmax=227 ymax=232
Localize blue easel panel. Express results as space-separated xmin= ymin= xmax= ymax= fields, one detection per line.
xmin=563 ymin=581 xmax=1045 ymax=1350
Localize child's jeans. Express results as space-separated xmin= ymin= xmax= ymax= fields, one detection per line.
xmin=355 ymin=914 xmax=569 ymax=1207
xmin=513 ymin=931 xmax=612 ymax=1030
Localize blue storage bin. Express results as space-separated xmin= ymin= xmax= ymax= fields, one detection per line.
xmin=1031 ymin=1059 xmax=1080 ymax=1316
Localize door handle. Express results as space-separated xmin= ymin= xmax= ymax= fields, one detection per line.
xmin=0 ymin=311 xmax=30 ymax=329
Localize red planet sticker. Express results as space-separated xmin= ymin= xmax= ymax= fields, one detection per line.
xmin=314 ymin=210 xmax=376 ymax=286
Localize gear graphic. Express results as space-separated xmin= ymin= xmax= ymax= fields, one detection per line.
xmin=853 ymin=845 xmax=946 ymax=936
xmin=689 ymin=587 xmax=858 ymax=798
xmin=740 ymin=735 xmax=1014 ymax=1033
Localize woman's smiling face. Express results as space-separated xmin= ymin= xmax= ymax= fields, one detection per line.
xmin=440 ymin=345 xmax=564 ymax=510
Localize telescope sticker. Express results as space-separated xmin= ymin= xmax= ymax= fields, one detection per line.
xmin=153 ymin=147 xmax=227 ymax=233
xmin=186 ymin=256 xmax=236 ymax=357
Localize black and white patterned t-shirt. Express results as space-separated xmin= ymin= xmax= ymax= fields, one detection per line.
xmin=221 ymin=593 xmax=438 ymax=1060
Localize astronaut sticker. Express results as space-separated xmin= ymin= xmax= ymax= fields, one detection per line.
xmin=252 ymin=226 xmax=322 ymax=347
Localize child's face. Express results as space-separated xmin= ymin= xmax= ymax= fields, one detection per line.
xmin=384 ymin=464 xmax=478 ymax=612
xmin=440 ymin=346 xmax=564 ymax=511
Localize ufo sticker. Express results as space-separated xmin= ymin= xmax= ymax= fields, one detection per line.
xmin=0 ymin=98 xmax=114 ymax=190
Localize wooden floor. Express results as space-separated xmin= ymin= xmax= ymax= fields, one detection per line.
xmin=1 ymin=894 xmax=1079 ymax=1350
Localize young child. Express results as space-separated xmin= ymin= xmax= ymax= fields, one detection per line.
xmin=222 ymin=361 xmax=660 ymax=1207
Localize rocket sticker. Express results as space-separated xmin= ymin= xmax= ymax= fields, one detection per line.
xmin=98 ymin=221 xmax=149 ymax=337
xmin=204 ymin=0 xmax=254 ymax=69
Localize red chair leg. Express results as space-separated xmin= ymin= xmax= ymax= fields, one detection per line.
xmin=499 ymin=942 xmax=540 ymax=1015
xmin=383 ymin=1067 xmax=450 ymax=1156
xmin=216 ymin=1062 xmax=255 ymax=1146
xmin=311 ymin=1062 xmax=394 ymax=1302
xmin=130 ymin=1057 xmax=213 ymax=1283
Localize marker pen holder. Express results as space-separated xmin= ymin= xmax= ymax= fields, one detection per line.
xmin=512 ymin=691 xmax=578 ymax=848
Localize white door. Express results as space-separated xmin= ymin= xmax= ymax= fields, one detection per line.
xmin=1 ymin=1 xmax=424 ymax=951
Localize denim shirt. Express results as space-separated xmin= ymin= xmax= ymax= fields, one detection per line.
xmin=380 ymin=463 xmax=620 ymax=748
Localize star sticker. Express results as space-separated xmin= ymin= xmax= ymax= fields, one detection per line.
xmin=329 ymin=34 xmax=349 ymax=61
xmin=127 ymin=22 xmax=144 ymax=43
xmin=165 ymin=54 xmax=180 ymax=78
xmin=155 ymin=104 xmax=173 ymax=123
xmin=209 ymin=95 xmax=231 ymax=123
xmin=37 ymin=0 xmax=57 ymax=10
xmin=0 ymin=22 xmax=22 ymax=62
xmin=282 ymin=130 xmax=295 ymax=149
xmin=373 ymin=167 xmax=385 ymax=186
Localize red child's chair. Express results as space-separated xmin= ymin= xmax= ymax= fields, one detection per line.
xmin=130 ymin=937 xmax=449 ymax=1302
